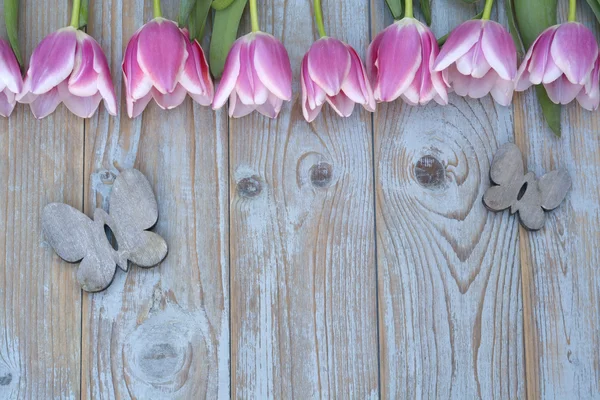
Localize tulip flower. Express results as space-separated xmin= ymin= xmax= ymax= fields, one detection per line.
xmin=433 ymin=18 xmax=517 ymax=106
xmin=212 ymin=0 xmax=292 ymax=118
xmin=0 ymin=38 xmax=23 ymax=117
xmin=300 ymin=0 xmax=375 ymax=122
xmin=367 ymin=1 xmax=447 ymax=106
xmin=122 ymin=15 xmax=214 ymax=118
xmin=17 ymin=26 xmax=117 ymax=119
xmin=516 ymin=21 xmax=600 ymax=110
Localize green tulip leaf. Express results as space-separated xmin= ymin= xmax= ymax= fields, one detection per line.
xmin=419 ymin=0 xmax=431 ymax=25
xmin=178 ymin=0 xmax=197 ymax=26
xmin=78 ymin=0 xmax=88 ymax=29
xmin=514 ymin=0 xmax=561 ymax=136
xmin=385 ymin=0 xmax=403 ymax=20
xmin=505 ymin=0 xmax=524 ymax=55
xmin=212 ymin=0 xmax=236 ymax=11
xmin=3 ymin=0 xmax=22 ymax=67
xmin=209 ymin=0 xmax=247 ymax=78
xmin=189 ymin=0 xmax=212 ymax=42
xmin=585 ymin=0 xmax=600 ymax=25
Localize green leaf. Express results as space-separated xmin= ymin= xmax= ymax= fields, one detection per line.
xmin=514 ymin=0 xmax=560 ymax=136
xmin=209 ymin=0 xmax=247 ymax=78
xmin=212 ymin=0 xmax=236 ymax=11
xmin=178 ymin=0 xmax=197 ymax=26
xmin=419 ymin=0 xmax=431 ymax=25
xmin=437 ymin=11 xmax=483 ymax=46
xmin=505 ymin=0 xmax=524 ymax=55
xmin=78 ymin=0 xmax=88 ymax=29
xmin=385 ymin=0 xmax=403 ymax=19
xmin=189 ymin=0 xmax=212 ymax=42
xmin=585 ymin=0 xmax=600 ymax=25
xmin=4 ymin=0 xmax=22 ymax=67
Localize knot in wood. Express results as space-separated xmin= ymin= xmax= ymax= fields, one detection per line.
xmin=310 ymin=162 xmax=333 ymax=188
xmin=0 ymin=372 xmax=12 ymax=386
xmin=414 ymin=155 xmax=445 ymax=189
xmin=237 ymin=176 xmax=263 ymax=198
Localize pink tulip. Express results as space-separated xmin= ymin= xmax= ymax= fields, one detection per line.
xmin=301 ymin=37 xmax=375 ymax=122
xmin=0 ymin=39 xmax=23 ymax=117
xmin=122 ymin=18 xmax=214 ymax=118
xmin=17 ymin=27 xmax=116 ymax=119
xmin=516 ymin=22 xmax=600 ymax=110
xmin=433 ymin=20 xmax=517 ymax=106
xmin=367 ymin=17 xmax=447 ymax=105
xmin=213 ymin=32 xmax=292 ymax=118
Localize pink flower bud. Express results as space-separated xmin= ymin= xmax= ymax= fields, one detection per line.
xmin=368 ymin=17 xmax=447 ymax=106
xmin=0 ymin=39 xmax=23 ymax=117
xmin=213 ymin=32 xmax=292 ymax=118
xmin=301 ymin=37 xmax=375 ymax=122
xmin=516 ymin=22 xmax=600 ymax=110
xmin=17 ymin=27 xmax=117 ymax=119
xmin=122 ymin=18 xmax=214 ymax=118
xmin=433 ymin=20 xmax=517 ymax=106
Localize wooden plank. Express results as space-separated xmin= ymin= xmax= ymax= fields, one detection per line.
xmin=81 ymin=1 xmax=229 ymax=398
xmin=0 ymin=1 xmax=83 ymax=399
xmin=516 ymin=3 xmax=600 ymax=398
xmin=371 ymin=2 xmax=525 ymax=398
xmin=229 ymin=0 xmax=378 ymax=397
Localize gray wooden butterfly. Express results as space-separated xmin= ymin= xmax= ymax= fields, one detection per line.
xmin=42 ymin=169 xmax=168 ymax=292
xmin=483 ymin=143 xmax=571 ymax=231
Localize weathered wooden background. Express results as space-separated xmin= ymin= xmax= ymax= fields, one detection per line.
xmin=0 ymin=0 xmax=598 ymax=398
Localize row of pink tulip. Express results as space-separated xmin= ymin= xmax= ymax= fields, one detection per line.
xmin=1 ymin=8 xmax=598 ymax=120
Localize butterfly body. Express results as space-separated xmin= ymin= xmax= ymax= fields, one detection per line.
xmin=483 ymin=144 xmax=571 ymax=231
xmin=42 ymin=169 xmax=167 ymax=292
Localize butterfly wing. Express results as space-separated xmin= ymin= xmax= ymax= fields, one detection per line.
xmin=109 ymin=169 xmax=167 ymax=267
xmin=42 ymin=203 xmax=117 ymax=292
xmin=517 ymin=203 xmax=546 ymax=231
xmin=538 ymin=169 xmax=571 ymax=210
xmin=489 ymin=143 xmax=525 ymax=186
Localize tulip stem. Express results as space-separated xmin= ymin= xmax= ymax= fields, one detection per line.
xmin=482 ymin=0 xmax=493 ymax=20
xmin=249 ymin=0 xmax=260 ymax=32
xmin=314 ymin=0 xmax=327 ymax=37
xmin=568 ymin=0 xmax=577 ymax=21
xmin=70 ymin=0 xmax=81 ymax=28
xmin=153 ymin=0 xmax=162 ymax=18
xmin=404 ymin=0 xmax=413 ymax=18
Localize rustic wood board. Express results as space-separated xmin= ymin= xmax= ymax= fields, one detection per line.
xmin=515 ymin=3 xmax=600 ymax=398
xmin=80 ymin=1 xmax=229 ymax=398
xmin=371 ymin=2 xmax=525 ymax=398
xmin=229 ymin=0 xmax=378 ymax=397
xmin=0 ymin=1 xmax=83 ymax=398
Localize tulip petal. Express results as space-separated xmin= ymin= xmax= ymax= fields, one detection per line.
xmin=128 ymin=92 xmax=153 ymax=118
xmin=307 ymin=38 xmax=351 ymax=97
xmin=301 ymin=55 xmax=326 ymax=110
xmin=456 ymin=42 xmax=491 ymax=79
xmin=481 ymin=20 xmax=517 ymax=81
xmin=433 ymin=20 xmax=483 ymax=72
xmin=374 ymin=19 xmax=422 ymax=102
xmin=29 ymin=87 xmax=61 ymax=119
xmin=69 ymin=33 xmax=99 ymax=97
xmin=551 ymin=22 xmax=598 ymax=85
xmin=29 ymin=27 xmax=77 ymax=95
xmin=577 ymin=60 xmax=599 ymax=110
xmin=256 ymin=92 xmax=284 ymax=118
xmin=213 ymin=40 xmax=242 ymax=109
xmin=152 ymin=84 xmax=188 ymax=110
xmin=326 ymin=91 xmax=355 ymax=117
xmin=0 ymin=91 xmax=16 ymax=117
xmin=542 ymin=55 xmax=563 ymax=84
xmin=179 ymin=39 xmax=214 ymax=105
xmin=59 ymin=83 xmax=103 ymax=118
xmin=123 ymin=32 xmax=153 ymax=101
xmin=545 ymin=75 xmax=583 ymax=105
xmin=253 ymin=32 xmax=293 ymax=101
xmin=0 ymin=39 xmax=23 ymax=94
xmin=526 ymin=27 xmax=556 ymax=85
xmin=229 ymin=91 xmax=255 ymax=118
xmin=341 ymin=45 xmax=376 ymax=111
xmin=367 ymin=29 xmax=385 ymax=82
xmin=424 ymin=26 xmax=448 ymax=105
xmin=137 ymin=18 xmax=188 ymax=94
xmin=236 ymin=39 xmax=269 ymax=105
xmin=490 ymin=78 xmax=515 ymax=106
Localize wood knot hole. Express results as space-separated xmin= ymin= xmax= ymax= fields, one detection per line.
xmin=310 ymin=162 xmax=333 ymax=188
xmin=237 ymin=176 xmax=263 ymax=198
xmin=0 ymin=373 xmax=12 ymax=386
xmin=414 ymin=155 xmax=445 ymax=189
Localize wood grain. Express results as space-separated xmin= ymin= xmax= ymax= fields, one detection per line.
xmin=81 ymin=1 xmax=229 ymax=398
xmin=371 ymin=2 xmax=525 ymax=398
xmin=515 ymin=2 xmax=600 ymax=398
xmin=229 ymin=0 xmax=378 ymax=397
xmin=0 ymin=1 xmax=83 ymax=399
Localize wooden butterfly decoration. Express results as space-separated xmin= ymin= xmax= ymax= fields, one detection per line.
xmin=42 ymin=169 xmax=168 ymax=292
xmin=483 ymin=143 xmax=571 ymax=231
